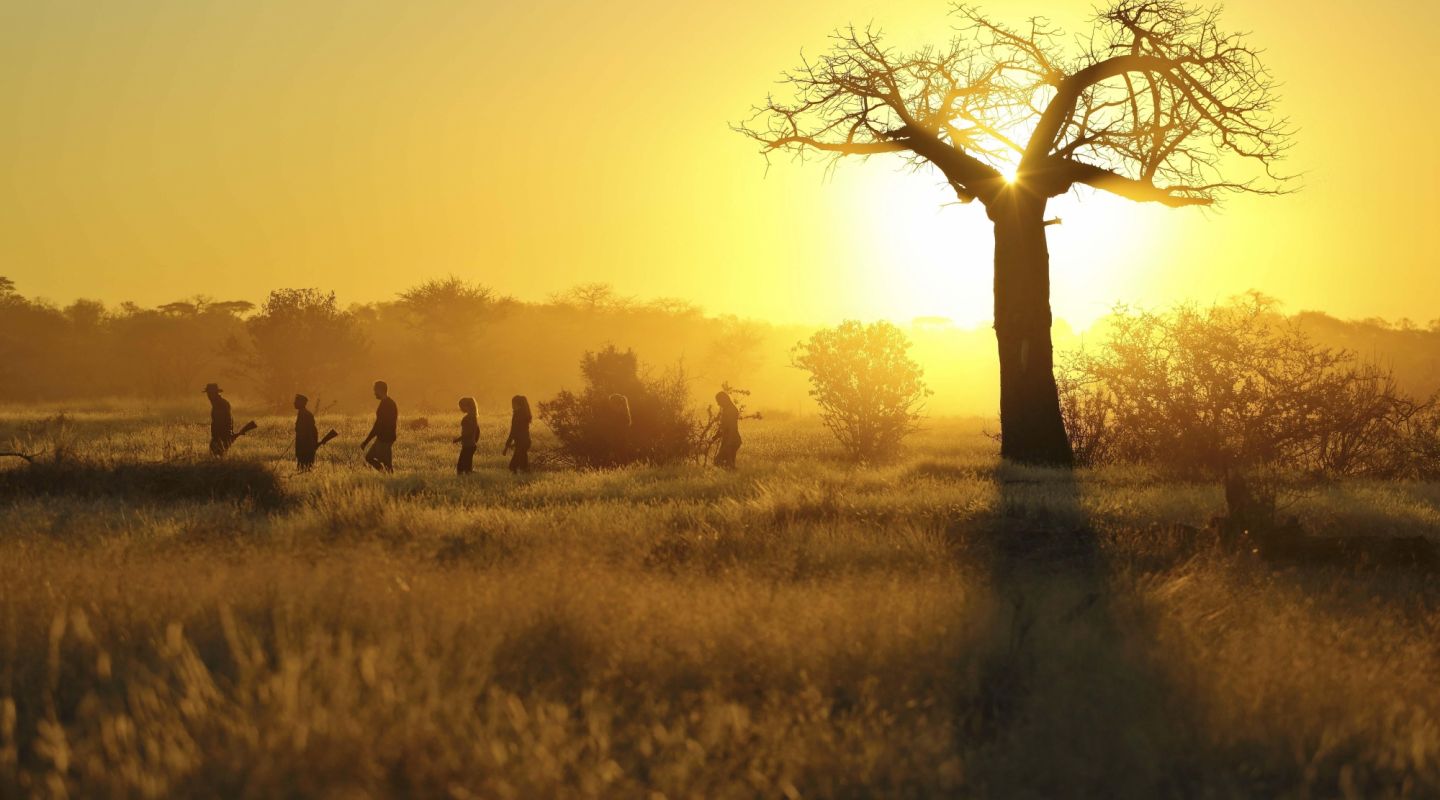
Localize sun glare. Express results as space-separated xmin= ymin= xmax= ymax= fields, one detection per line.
xmin=842 ymin=160 xmax=1166 ymax=331
xmin=846 ymin=165 xmax=995 ymax=327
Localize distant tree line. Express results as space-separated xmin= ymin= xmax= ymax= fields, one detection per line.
xmin=5 ymin=274 xmax=1440 ymax=435
xmin=0 ymin=276 xmax=799 ymax=412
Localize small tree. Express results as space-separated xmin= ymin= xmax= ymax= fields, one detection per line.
xmin=390 ymin=277 xmax=505 ymax=403
xmin=548 ymin=283 xmax=634 ymax=312
xmin=792 ymin=321 xmax=931 ymax=461
xmin=396 ymin=277 xmax=500 ymax=337
xmin=243 ymin=289 xmax=367 ymax=404
xmin=540 ymin=346 xmax=704 ymax=467
xmin=707 ymin=317 xmax=767 ymax=385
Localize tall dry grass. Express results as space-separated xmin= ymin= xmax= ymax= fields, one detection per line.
xmin=0 ymin=409 xmax=1437 ymax=797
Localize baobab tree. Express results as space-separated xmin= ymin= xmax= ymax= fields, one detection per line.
xmin=740 ymin=0 xmax=1292 ymax=465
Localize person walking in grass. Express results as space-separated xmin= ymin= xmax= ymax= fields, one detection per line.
xmin=713 ymin=390 xmax=742 ymax=469
xmin=455 ymin=396 xmax=479 ymax=475
xmin=294 ymin=394 xmax=319 ymax=471
xmin=360 ymin=380 xmax=398 ymax=473
xmin=203 ymin=382 xmax=232 ymax=457
xmin=604 ymin=393 xmax=632 ymax=466
xmin=503 ymin=395 xmax=532 ymax=473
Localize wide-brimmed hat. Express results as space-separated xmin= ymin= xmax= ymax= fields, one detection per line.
xmin=202 ymin=383 xmax=224 ymax=394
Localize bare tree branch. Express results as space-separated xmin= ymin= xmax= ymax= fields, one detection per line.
xmin=1060 ymin=161 xmax=1213 ymax=207
xmin=738 ymin=1 xmax=1294 ymax=209
xmin=762 ymin=137 xmax=908 ymax=156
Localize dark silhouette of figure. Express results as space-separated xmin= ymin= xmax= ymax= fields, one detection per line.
xmin=504 ymin=395 xmax=532 ymax=473
xmin=294 ymin=394 xmax=319 ymax=471
xmin=360 ymin=380 xmax=398 ymax=472
xmin=713 ymin=390 xmax=742 ymax=469
xmin=604 ymin=393 xmax=632 ymax=466
xmin=454 ymin=396 xmax=478 ymax=475
xmin=203 ymin=383 xmax=232 ymax=457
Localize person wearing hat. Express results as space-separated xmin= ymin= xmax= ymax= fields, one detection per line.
xmin=360 ymin=380 xmax=398 ymax=472
xmin=294 ymin=394 xmax=319 ymax=471
xmin=203 ymin=383 xmax=233 ymax=457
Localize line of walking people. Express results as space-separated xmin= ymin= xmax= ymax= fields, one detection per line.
xmin=203 ymin=380 xmax=531 ymax=475
xmin=204 ymin=380 xmax=741 ymax=474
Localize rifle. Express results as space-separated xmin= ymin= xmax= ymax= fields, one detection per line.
xmin=271 ymin=427 xmax=336 ymax=462
xmin=228 ymin=421 xmax=258 ymax=445
xmin=0 ymin=449 xmax=43 ymax=464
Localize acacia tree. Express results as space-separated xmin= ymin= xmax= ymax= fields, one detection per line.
xmin=243 ymin=289 xmax=366 ymax=404
xmin=741 ymin=1 xmax=1291 ymax=465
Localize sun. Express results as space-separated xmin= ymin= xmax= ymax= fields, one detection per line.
xmin=836 ymin=158 xmax=1166 ymax=331
xmin=842 ymin=163 xmax=996 ymax=326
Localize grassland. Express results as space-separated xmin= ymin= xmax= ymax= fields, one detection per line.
xmin=1 ymin=405 xmax=1438 ymax=798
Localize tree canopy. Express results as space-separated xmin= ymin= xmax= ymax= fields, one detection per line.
xmin=740 ymin=0 xmax=1292 ymax=210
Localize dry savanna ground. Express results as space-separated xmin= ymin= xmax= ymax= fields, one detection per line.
xmin=1 ymin=404 xmax=1438 ymax=798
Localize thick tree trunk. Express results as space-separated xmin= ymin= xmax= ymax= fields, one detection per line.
xmin=989 ymin=189 xmax=1074 ymax=467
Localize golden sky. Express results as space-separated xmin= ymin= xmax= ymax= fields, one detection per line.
xmin=1 ymin=0 xmax=1436 ymax=328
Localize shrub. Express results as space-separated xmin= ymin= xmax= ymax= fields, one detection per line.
xmin=539 ymin=346 xmax=704 ymax=467
xmin=791 ymin=321 xmax=930 ymax=462
xmin=1058 ymin=295 xmax=1439 ymax=476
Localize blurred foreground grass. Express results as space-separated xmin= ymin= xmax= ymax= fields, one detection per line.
xmin=1 ymin=409 xmax=1438 ymax=797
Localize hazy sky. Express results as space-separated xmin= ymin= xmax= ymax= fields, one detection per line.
xmin=1 ymin=0 xmax=1436 ymax=328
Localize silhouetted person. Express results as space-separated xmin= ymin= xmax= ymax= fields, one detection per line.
xmin=454 ymin=396 xmax=478 ymax=475
xmin=360 ymin=380 xmax=398 ymax=472
xmin=294 ymin=394 xmax=319 ymax=471
xmin=604 ymin=393 xmax=632 ymax=466
xmin=503 ymin=395 xmax=532 ymax=473
xmin=713 ymin=390 xmax=742 ymax=469
xmin=203 ymin=383 xmax=232 ymax=457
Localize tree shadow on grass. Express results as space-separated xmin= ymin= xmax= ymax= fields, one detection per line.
xmin=955 ymin=464 xmax=1212 ymax=798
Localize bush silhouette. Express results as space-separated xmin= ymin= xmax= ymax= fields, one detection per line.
xmin=792 ymin=321 xmax=930 ymax=462
xmin=539 ymin=346 xmax=703 ymax=467
xmin=239 ymin=288 xmax=367 ymax=404
xmin=1059 ymin=295 xmax=1440 ymax=476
